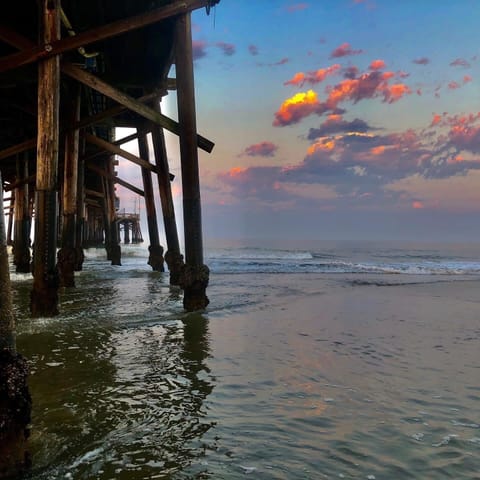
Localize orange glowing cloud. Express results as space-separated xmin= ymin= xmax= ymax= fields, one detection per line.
xmin=412 ymin=201 xmax=425 ymax=209
xmin=463 ymin=75 xmax=472 ymax=84
xmin=448 ymin=155 xmax=465 ymax=164
xmin=383 ymin=83 xmax=412 ymax=103
xmin=228 ymin=166 xmax=247 ymax=177
xmin=307 ymin=139 xmax=336 ymax=155
xmin=273 ymin=90 xmax=321 ymax=126
xmin=431 ymin=113 xmax=442 ymax=126
xmin=284 ymin=64 xmax=341 ymax=86
xmin=370 ymin=145 xmax=386 ymax=155
xmin=369 ymin=59 xmax=386 ymax=70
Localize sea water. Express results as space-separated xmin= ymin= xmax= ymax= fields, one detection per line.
xmin=8 ymin=241 xmax=480 ymax=479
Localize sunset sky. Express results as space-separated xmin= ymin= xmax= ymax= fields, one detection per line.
xmin=118 ymin=0 xmax=480 ymax=243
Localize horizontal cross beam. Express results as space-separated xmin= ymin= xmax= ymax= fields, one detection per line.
xmin=63 ymin=63 xmax=214 ymax=153
xmin=0 ymin=0 xmax=215 ymax=74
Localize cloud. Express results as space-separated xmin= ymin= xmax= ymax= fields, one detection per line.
xmin=258 ymin=57 xmax=290 ymax=67
xmin=221 ymin=111 xmax=480 ymax=212
xmin=307 ymin=115 xmax=374 ymax=140
xmin=450 ymin=58 xmax=470 ymax=68
xmin=216 ymin=41 xmax=236 ymax=56
xmin=286 ymin=3 xmax=309 ymax=12
xmin=448 ymin=81 xmax=460 ymax=90
xmin=242 ymin=141 xmax=279 ymax=157
xmin=273 ymin=90 xmax=322 ymax=126
xmin=412 ymin=201 xmax=425 ymax=209
xmin=463 ymin=75 xmax=472 ymax=84
xmin=192 ymin=40 xmax=208 ymax=60
xmin=284 ymin=64 xmax=341 ymax=87
xmin=330 ymin=42 xmax=363 ymax=58
xmin=343 ymin=65 xmax=359 ymax=79
xmin=275 ymin=67 xmax=412 ymax=127
xmin=369 ymin=59 xmax=386 ymax=70
xmin=413 ymin=57 xmax=430 ymax=65
xmin=248 ymin=44 xmax=259 ymax=56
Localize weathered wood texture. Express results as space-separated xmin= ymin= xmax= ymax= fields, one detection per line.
xmin=31 ymin=0 xmax=61 ymax=317
xmin=175 ymin=12 xmax=209 ymax=310
xmin=138 ymin=131 xmax=164 ymax=271
xmin=151 ymin=99 xmax=183 ymax=284
xmin=62 ymin=63 xmax=214 ymax=152
xmin=0 ymin=0 xmax=216 ymax=74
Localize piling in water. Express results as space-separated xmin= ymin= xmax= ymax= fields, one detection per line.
xmin=0 ymin=172 xmax=32 ymax=478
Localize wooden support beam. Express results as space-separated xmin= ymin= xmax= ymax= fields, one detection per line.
xmin=114 ymin=177 xmax=145 ymax=197
xmin=58 ymin=83 xmax=81 ymax=287
xmin=84 ymin=132 xmax=159 ymax=174
xmin=86 ymin=163 xmax=144 ymax=197
xmin=151 ymin=99 xmax=183 ymax=284
xmin=0 ymin=0 xmax=218 ymax=74
xmin=63 ymin=63 xmax=214 ymax=153
xmin=13 ymin=154 xmax=31 ymax=273
xmin=73 ymin=92 xmax=158 ymax=131
xmin=3 ymin=175 xmax=36 ymax=192
xmin=85 ymin=188 xmax=104 ymax=199
xmin=0 ymin=139 xmax=36 ymax=162
xmin=31 ymin=0 xmax=61 ymax=317
xmin=175 ymin=12 xmax=209 ymax=310
xmin=138 ymin=130 xmax=164 ymax=271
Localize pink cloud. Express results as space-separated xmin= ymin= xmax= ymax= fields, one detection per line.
xmin=412 ymin=201 xmax=425 ymax=209
xmin=242 ymin=141 xmax=279 ymax=157
xmin=463 ymin=75 xmax=472 ymax=84
xmin=284 ymin=64 xmax=341 ymax=87
xmin=413 ymin=57 xmax=430 ymax=65
xmin=286 ymin=3 xmax=309 ymax=12
xmin=275 ymin=67 xmax=412 ymax=126
xmin=448 ymin=81 xmax=460 ymax=90
xmin=450 ymin=58 xmax=470 ymax=68
xmin=369 ymin=59 xmax=386 ymax=70
xmin=192 ymin=40 xmax=208 ymax=60
xmin=248 ymin=44 xmax=259 ymax=56
xmin=330 ymin=42 xmax=363 ymax=58
xmin=216 ymin=41 xmax=236 ymax=56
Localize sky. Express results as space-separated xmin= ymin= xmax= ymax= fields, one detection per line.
xmin=117 ymin=0 xmax=480 ymax=245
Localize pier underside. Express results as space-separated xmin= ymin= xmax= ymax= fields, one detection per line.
xmin=0 ymin=0 xmax=218 ymax=317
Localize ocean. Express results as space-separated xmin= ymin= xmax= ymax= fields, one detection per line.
xmin=8 ymin=241 xmax=480 ymax=479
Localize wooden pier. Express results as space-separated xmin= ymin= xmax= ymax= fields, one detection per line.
xmin=0 ymin=0 xmax=218 ymax=315
xmin=1 ymin=1 xmax=219 ymax=474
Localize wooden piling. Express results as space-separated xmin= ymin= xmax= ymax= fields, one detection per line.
xmin=13 ymin=154 xmax=31 ymax=273
xmin=58 ymin=84 xmax=81 ymax=287
xmin=6 ymin=195 xmax=14 ymax=247
xmin=0 ymin=171 xmax=32 ymax=479
xmin=138 ymin=130 xmax=164 ymax=271
xmin=151 ymin=100 xmax=183 ymax=284
xmin=74 ymin=137 xmax=86 ymax=271
xmin=31 ymin=0 xmax=61 ymax=316
xmin=175 ymin=12 xmax=209 ymax=310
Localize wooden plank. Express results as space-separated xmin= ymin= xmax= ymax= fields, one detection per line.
xmin=0 ymin=0 xmax=217 ymax=74
xmin=3 ymin=174 xmax=36 ymax=192
xmin=62 ymin=62 xmax=214 ymax=153
xmin=114 ymin=177 xmax=145 ymax=197
xmin=84 ymin=132 xmax=158 ymax=174
xmin=0 ymin=93 xmax=158 ymax=163
xmin=85 ymin=188 xmax=104 ymax=199
xmin=86 ymin=163 xmax=144 ymax=197
xmin=73 ymin=92 xmax=158 ymax=131
xmin=0 ymin=138 xmax=36 ymax=162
